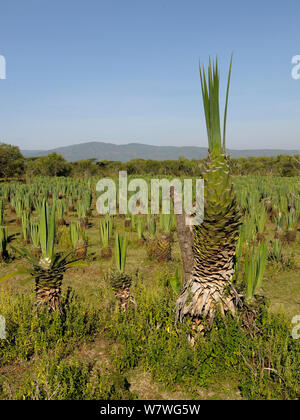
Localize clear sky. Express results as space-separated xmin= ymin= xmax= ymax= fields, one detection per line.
xmin=0 ymin=0 xmax=299 ymax=150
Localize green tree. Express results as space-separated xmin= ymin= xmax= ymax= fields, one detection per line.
xmin=26 ymin=153 xmax=71 ymax=177
xmin=71 ymin=159 xmax=98 ymax=177
xmin=0 ymin=143 xmax=25 ymax=179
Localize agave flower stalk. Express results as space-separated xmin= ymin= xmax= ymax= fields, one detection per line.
xmin=176 ymin=56 xmax=242 ymax=326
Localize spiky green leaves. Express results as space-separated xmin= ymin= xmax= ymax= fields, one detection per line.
xmin=114 ymin=233 xmax=127 ymax=273
xmin=245 ymin=241 xmax=267 ymax=300
xmin=39 ymin=200 xmax=56 ymax=262
xmin=199 ymin=55 xmax=233 ymax=156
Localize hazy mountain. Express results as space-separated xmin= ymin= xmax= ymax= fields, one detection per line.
xmin=21 ymin=141 xmax=299 ymax=162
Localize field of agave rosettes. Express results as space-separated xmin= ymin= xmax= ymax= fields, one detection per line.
xmin=0 ymin=174 xmax=299 ymax=400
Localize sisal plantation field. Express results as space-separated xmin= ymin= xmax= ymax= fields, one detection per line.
xmin=0 ymin=59 xmax=299 ymax=401
xmin=0 ymin=174 xmax=299 ymax=400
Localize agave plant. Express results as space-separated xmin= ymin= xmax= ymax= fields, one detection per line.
xmin=105 ymin=214 xmax=114 ymax=237
xmin=160 ymin=213 xmax=171 ymax=234
xmin=136 ymin=216 xmax=145 ymax=240
xmin=110 ymin=234 xmax=133 ymax=311
xmin=255 ymin=203 xmax=267 ymax=240
xmin=0 ymin=200 xmax=84 ymax=312
xmin=0 ymin=226 xmax=8 ymax=261
xmin=176 ymin=56 xmax=242 ymax=326
xmin=147 ymin=216 xmax=156 ymax=236
xmin=70 ymin=221 xmax=87 ymax=259
xmin=0 ymin=199 xmax=4 ymax=225
xmin=114 ymin=233 xmax=127 ymax=273
xmin=275 ymin=213 xmax=285 ymax=241
xmin=77 ymin=202 xmax=88 ymax=228
xmin=21 ymin=212 xmax=31 ymax=243
xmin=99 ymin=218 xmax=112 ymax=258
xmin=268 ymin=239 xmax=284 ymax=263
xmin=285 ymin=211 xmax=298 ymax=242
xmin=244 ymin=241 xmax=267 ymax=301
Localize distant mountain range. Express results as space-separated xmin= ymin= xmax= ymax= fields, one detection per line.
xmin=21 ymin=141 xmax=299 ymax=162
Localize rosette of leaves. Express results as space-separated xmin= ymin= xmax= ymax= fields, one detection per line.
xmin=0 ymin=200 xmax=86 ymax=312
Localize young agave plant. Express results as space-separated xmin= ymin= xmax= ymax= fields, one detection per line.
xmin=147 ymin=216 xmax=156 ymax=237
xmin=136 ymin=216 xmax=145 ymax=241
xmin=169 ymin=268 xmax=183 ymax=296
xmin=70 ymin=221 xmax=87 ymax=259
xmin=56 ymin=199 xmax=66 ymax=226
xmin=268 ymin=239 xmax=284 ymax=263
xmin=285 ymin=212 xmax=298 ymax=243
xmin=21 ymin=212 xmax=31 ymax=243
xmin=255 ymin=203 xmax=267 ymax=241
xmin=176 ymin=56 xmax=242 ymax=327
xmin=160 ymin=213 xmax=172 ymax=236
xmin=110 ymin=234 xmax=134 ymax=311
xmin=244 ymin=241 xmax=267 ymax=301
xmin=274 ymin=213 xmax=285 ymax=241
xmin=1 ymin=200 xmax=84 ymax=312
xmin=0 ymin=226 xmax=8 ymax=261
xmin=100 ymin=218 xmax=112 ymax=259
xmin=0 ymin=199 xmax=4 ymax=225
xmin=77 ymin=202 xmax=88 ymax=229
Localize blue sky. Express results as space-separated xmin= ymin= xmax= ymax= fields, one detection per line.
xmin=0 ymin=0 xmax=299 ymax=150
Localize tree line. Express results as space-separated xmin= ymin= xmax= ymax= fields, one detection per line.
xmin=0 ymin=142 xmax=299 ymax=179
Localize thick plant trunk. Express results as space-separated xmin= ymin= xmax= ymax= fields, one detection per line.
xmin=175 ymin=243 xmax=242 ymax=327
xmin=35 ymin=274 xmax=63 ymax=313
xmin=171 ymin=161 xmax=242 ymax=328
